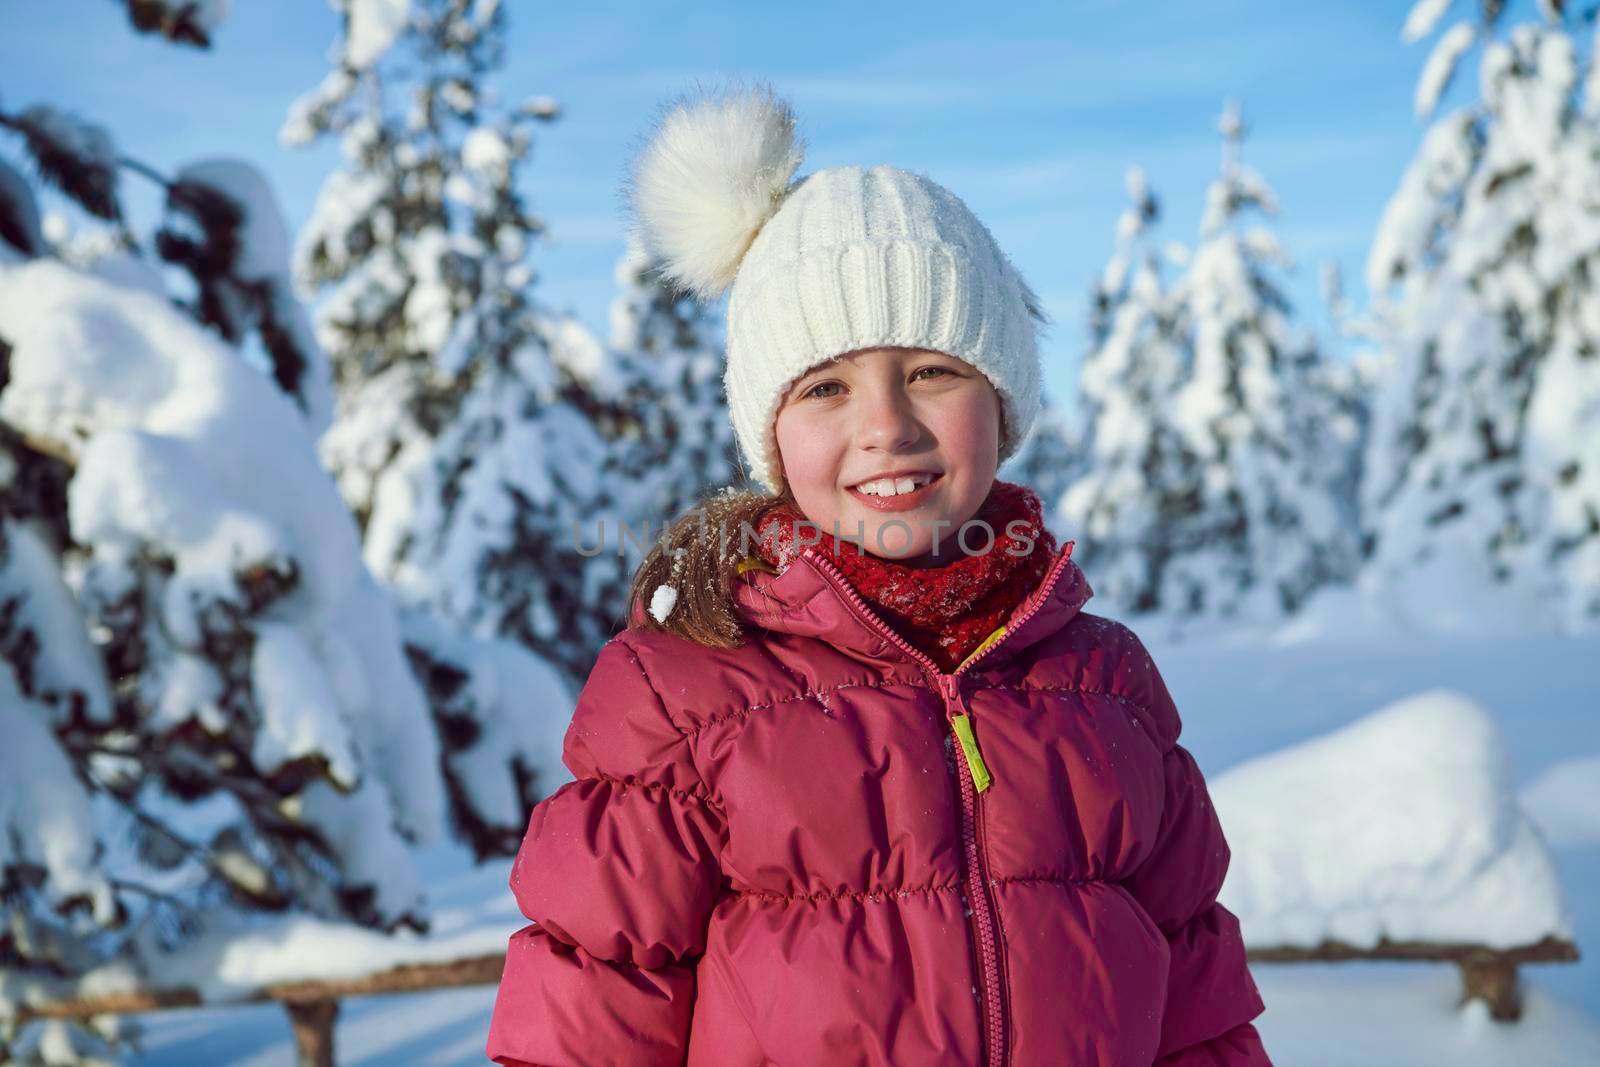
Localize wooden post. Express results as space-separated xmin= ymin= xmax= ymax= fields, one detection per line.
xmin=285 ymin=999 xmax=340 ymax=1067
xmin=1458 ymin=954 xmax=1522 ymax=1022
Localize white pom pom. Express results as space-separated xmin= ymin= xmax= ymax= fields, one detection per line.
xmin=623 ymin=80 xmax=806 ymax=302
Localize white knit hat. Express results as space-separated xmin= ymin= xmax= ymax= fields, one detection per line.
xmin=622 ymin=80 xmax=1048 ymax=494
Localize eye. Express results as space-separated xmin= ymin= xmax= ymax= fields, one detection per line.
xmin=912 ymin=365 xmax=955 ymax=382
xmin=804 ymin=380 xmax=842 ymax=400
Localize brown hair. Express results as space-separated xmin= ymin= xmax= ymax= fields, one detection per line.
xmin=626 ymin=484 xmax=795 ymax=649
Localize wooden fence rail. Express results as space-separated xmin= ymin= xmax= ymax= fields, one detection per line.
xmin=8 ymin=936 xmax=1581 ymax=1064
xmin=1246 ymin=935 xmax=1580 ymax=1022
xmin=11 ymin=953 xmax=506 ymax=1067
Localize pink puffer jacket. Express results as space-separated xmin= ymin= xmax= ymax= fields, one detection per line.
xmin=487 ymin=539 xmax=1270 ymax=1066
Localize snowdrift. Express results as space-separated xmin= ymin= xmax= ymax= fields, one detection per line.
xmin=1212 ymin=688 xmax=1574 ymax=950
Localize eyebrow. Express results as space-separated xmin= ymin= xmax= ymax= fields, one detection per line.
xmin=790 ymin=362 xmax=839 ymax=391
xmin=799 ymin=360 xmax=841 ymax=379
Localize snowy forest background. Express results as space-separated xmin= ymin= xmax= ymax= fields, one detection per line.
xmin=2 ymin=0 xmax=1598 ymax=1064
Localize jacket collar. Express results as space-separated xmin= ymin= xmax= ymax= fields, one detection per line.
xmin=732 ymin=539 xmax=1092 ymax=672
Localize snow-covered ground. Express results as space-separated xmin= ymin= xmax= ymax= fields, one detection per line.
xmin=122 ymin=606 xmax=1599 ymax=1066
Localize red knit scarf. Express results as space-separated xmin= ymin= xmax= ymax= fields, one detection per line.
xmin=751 ymin=479 xmax=1059 ymax=671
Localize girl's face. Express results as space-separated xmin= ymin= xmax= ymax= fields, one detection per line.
xmin=773 ymin=346 xmax=1002 ymax=563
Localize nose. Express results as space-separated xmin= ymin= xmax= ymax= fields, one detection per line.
xmin=853 ymin=379 xmax=921 ymax=453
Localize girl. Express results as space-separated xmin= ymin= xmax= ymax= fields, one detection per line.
xmin=487 ymin=82 xmax=1270 ymax=1067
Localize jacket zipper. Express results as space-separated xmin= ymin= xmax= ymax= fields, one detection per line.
xmin=797 ymin=543 xmax=1076 ymax=1067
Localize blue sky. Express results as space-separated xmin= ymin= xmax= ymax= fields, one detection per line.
xmin=2 ymin=0 xmax=1511 ymax=408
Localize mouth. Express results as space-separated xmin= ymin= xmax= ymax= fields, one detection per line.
xmin=845 ymin=470 xmax=944 ymax=511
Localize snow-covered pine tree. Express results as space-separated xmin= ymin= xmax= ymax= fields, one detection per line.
xmin=1363 ymin=0 xmax=1600 ymax=630
xmin=1160 ymin=99 xmax=1361 ymax=619
xmin=154 ymin=159 xmax=337 ymax=432
xmin=1 ymin=56 xmax=570 ymax=1064
xmin=0 ymin=97 xmax=448 ymax=927
xmin=600 ymin=234 xmax=740 ymax=534
xmin=1057 ymin=165 xmax=1194 ymax=613
xmin=1318 ymin=260 xmax=1379 ymax=529
xmin=3 ymin=58 xmax=207 ymax=1067
xmin=0 ymin=483 xmax=128 ymax=1066
xmin=0 ymin=253 xmax=450 ymax=1061
xmin=0 ymin=89 xmax=334 ymax=429
xmin=290 ymin=0 xmax=633 ymax=682
xmin=1001 ymin=392 xmax=1081 ymax=515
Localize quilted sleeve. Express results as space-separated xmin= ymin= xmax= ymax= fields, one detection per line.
xmin=486 ymin=634 xmax=727 ymax=1067
xmin=1122 ymin=740 xmax=1269 ymax=1064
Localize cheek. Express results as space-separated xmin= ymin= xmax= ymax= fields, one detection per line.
xmin=933 ymin=389 xmax=1002 ymax=463
xmin=774 ymin=410 xmax=836 ymax=491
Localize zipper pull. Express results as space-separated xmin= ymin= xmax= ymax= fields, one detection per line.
xmin=938 ymin=676 xmax=992 ymax=793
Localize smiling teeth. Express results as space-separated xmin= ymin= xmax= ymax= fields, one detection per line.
xmin=856 ymin=474 xmax=933 ymax=497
